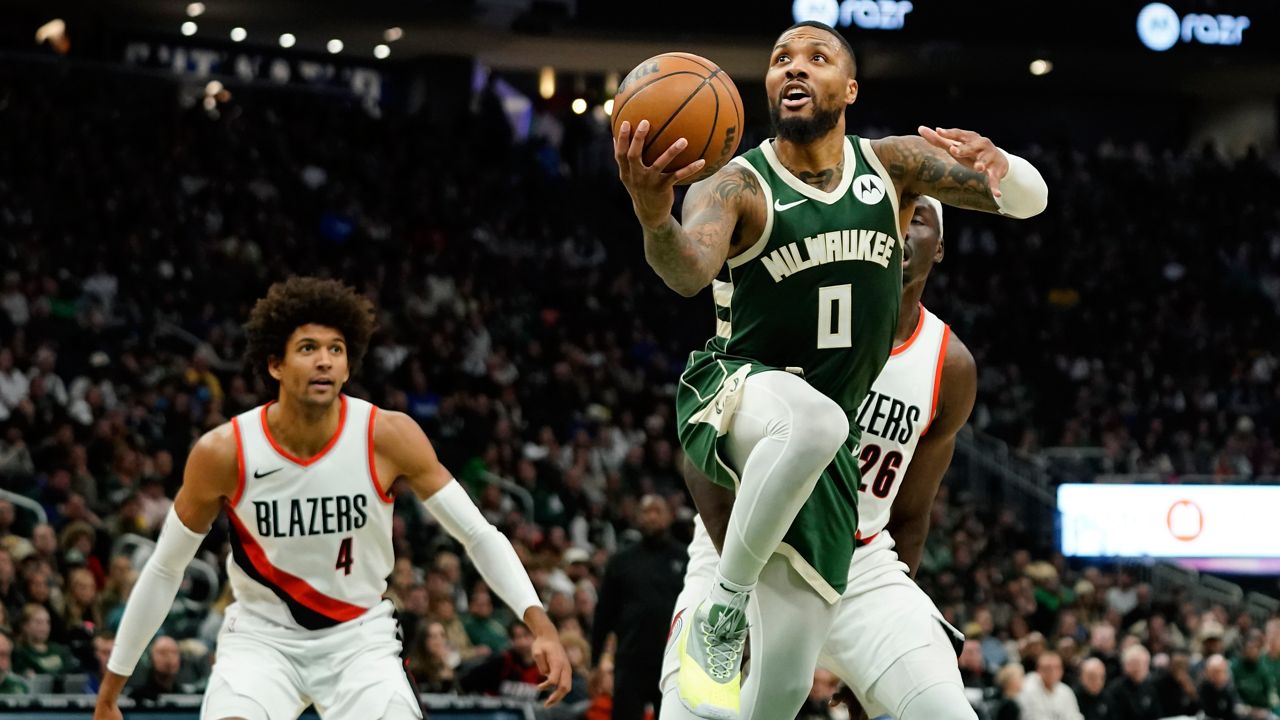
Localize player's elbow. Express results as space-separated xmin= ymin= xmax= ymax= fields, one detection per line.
xmin=667 ymin=279 xmax=706 ymax=298
xmin=662 ymin=268 xmax=712 ymax=297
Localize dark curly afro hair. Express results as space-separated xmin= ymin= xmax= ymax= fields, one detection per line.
xmin=243 ymin=277 xmax=377 ymax=387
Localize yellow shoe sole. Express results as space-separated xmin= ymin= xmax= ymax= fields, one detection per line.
xmin=674 ymin=612 xmax=741 ymax=720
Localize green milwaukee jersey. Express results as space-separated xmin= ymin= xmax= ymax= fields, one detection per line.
xmin=708 ymin=135 xmax=902 ymax=416
xmin=674 ymin=135 xmax=903 ymax=601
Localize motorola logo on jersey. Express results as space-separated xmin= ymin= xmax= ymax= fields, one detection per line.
xmin=853 ymin=174 xmax=887 ymax=205
xmin=253 ymin=494 xmax=369 ymax=538
xmin=854 ymin=389 xmax=921 ymax=444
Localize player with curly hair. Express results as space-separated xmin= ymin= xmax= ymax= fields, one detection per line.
xmin=95 ymin=277 xmax=572 ymax=720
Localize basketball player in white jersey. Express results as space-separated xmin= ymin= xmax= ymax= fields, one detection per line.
xmin=659 ymin=197 xmax=980 ymax=720
xmin=94 ymin=278 xmax=572 ymax=720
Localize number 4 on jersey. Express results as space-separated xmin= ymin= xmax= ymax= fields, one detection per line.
xmin=335 ymin=537 xmax=354 ymax=575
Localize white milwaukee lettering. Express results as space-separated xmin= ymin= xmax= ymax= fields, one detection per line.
xmin=761 ymin=253 xmax=791 ymax=282
xmin=805 ymin=236 xmax=829 ymax=264
xmin=758 ymin=230 xmax=896 ymax=283
xmin=825 ymin=232 xmax=842 ymax=262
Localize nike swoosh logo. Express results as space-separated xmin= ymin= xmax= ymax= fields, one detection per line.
xmin=253 ymin=468 xmax=283 ymax=479
xmin=774 ymin=198 xmax=808 ymax=211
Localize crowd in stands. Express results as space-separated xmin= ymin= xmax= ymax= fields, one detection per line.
xmin=0 ymin=59 xmax=1278 ymax=718
xmin=918 ymin=141 xmax=1280 ymax=481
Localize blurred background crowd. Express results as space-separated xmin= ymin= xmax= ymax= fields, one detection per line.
xmin=0 ymin=16 xmax=1278 ymax=718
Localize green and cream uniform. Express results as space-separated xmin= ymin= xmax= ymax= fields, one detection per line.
xmin=675 ymin=135 xmax=903 ymax=603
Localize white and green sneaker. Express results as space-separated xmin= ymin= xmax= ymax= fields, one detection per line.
xmin=675 ymin=590 xmax=750 ymax=720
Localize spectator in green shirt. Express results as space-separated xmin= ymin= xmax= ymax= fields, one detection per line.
xmin=463 ymin=588 xmax=510 ymax=654
xmin=11 ymin=603 xmax=75 ymax=678
xmin=1264 ymin=619 xmax=1280 ymax=714
xmin=1259 ymin=617 xmax=1280 ymax=712
xmin=0 ymin=631 xmax=30 ymax=695
xmin=1231 ymin=632 xmax=1278 ymax=717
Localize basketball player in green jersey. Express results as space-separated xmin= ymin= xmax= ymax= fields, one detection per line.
xmin=614 ymin=20 xmax=1047 ymax=720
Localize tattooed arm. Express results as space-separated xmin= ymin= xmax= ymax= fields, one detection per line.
xmin=614 ymin=119 xmax=762 ymax=297
xmin=642 ymin=164 xmax=761 ymax=297
xmin=872 ymin=134 xmax=1000 ymax=212
xmin=871 ymin=128 xmax=1046 ymax=218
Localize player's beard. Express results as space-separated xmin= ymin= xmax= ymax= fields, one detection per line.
xmin=769 ymin=97 xmax=844 ymax=145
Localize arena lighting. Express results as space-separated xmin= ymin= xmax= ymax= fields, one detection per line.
xmin=384 ymin=27 xmax=404 ymax=42
xmin=373 ymin=44 xmax=390 ymax=59
xmin=230 ymin=27 xmax=246 ymax=42
xmin=35 ymin=18 xmax=70 ymax=54
xmin=279 ymin=33 xmax=296 ymax=48
xmin=604 ymin=71 xmax=620 ymax=95
xmin=205 ymin=80 xmax=223 ymax=95
xmin=35 ymin=18 xmax=65 ymax=42
xmin=571 ymin=98 xmax=588 ymax=115
xmin=181 ymin=21 xmax=197 ymax=37
xmin=186 ymin=3 xmax=205 ymax=18
xmin=603 ymin=98 xmax=615 ymax=115
xmin=538 ymin=66 xmax=555 ymax=99
xmin=327 ymin=39 xmax=344 ymax=54
xmin=1029 ymin=59 xmax=1053 ymax=76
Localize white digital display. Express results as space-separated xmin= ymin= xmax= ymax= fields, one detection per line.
xmin=793 ymin=0 xmax=913 ymax=31
xmin=1137 ymin=2 xmax=1250 ymax=51
xmin=1058 ymin=484 xmax=1280 ymax=558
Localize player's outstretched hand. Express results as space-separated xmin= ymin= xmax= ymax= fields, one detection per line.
xmin=614 ymin=119 xmax=707 ymax=228
xmin=918 ymin=126 xmax=1010 ymax=199
xmin=532 ymin=632 xmax=574 ymax=708
xmin=829 ymin=683 xmax=870 ymax=720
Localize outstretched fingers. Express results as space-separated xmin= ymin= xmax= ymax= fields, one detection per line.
xmin=649 ymin=137 xmax=689 ymax=173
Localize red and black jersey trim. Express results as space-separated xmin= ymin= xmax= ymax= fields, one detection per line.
xmin=227 ymin=511 xmax=368 ymax=630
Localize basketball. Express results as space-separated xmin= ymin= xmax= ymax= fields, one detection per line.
xmin=612 ymin=52 xmax=744 ymax=184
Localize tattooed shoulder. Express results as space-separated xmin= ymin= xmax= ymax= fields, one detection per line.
xmin=710 ymin=162 xmax=762 ymax=205
xmin=687 ymin=162 xmax=762 ymax=214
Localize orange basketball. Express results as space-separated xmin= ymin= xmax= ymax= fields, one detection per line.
xmin=612 ymin=52 xmax=744 ymax=185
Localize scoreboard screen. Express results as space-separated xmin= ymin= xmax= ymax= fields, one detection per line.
xmin=1058 ymin=484 xmax=1280 ymax=559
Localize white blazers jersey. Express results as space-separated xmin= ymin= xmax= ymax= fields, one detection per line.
xmin=226 ymin=395 xmax=395 ymax=631
xmin=851 ymin=304 xmax=950 ymax=541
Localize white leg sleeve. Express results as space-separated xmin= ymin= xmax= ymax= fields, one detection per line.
xmin=739 ymin=556 xmax=840 ymax=720
xmin=717 ymin=371 xmax=849 ymax=588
